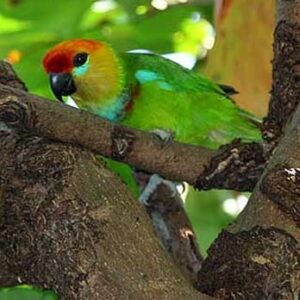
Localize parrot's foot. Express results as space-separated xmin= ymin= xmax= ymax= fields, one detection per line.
xmin=151 ymin=129 xmax=174 ymax=144
xmin=139 ymin=174 xmax=177 ymax=206
xmin=176 ymin=182 xmax=187 ymax=195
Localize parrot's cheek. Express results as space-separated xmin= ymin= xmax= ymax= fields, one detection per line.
xmin=50 ymin=73 xmax=77 ymax=101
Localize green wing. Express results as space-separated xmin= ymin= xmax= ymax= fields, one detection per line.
xmin=123 ymin=52 xmax=229 ymax=96
xmin=121 ymin=52 xmax=261 ymax=148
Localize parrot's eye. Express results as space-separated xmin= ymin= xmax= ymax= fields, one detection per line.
xmin=73 ymin=52 xmax=88 ymax=67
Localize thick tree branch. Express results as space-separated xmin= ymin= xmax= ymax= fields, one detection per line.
xmin=198 ymin=97 xmax=300 ymax=299
xmin=0 ymin=127 xmax=213 ymax=300
xmin=196 ymin=140 xmax=266 ymax=191
xmin=198 ymin=1 xmax=300 ymax=298
xmin=0 ymin=63 xmax=211 ymax=299
xmin=0 ymin=61 xmax=265 ymax=192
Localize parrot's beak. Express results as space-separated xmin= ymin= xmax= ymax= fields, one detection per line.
xmin=49 ymin=73 xmax=77 ymax=102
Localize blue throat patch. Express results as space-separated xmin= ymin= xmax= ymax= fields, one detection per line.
xmin=93 ymin=89 xmax=131 ymax=122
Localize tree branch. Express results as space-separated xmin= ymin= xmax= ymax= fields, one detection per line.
xmin=135 ymin=172 xmax=203 ymax=287
xmin=0 ymin=61 xmax=265 ymax=192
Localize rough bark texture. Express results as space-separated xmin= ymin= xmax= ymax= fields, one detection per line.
xmin=196 ymin=140 xmax=266 ymax=192
xmin=263 ymin=20 xmax=300 ymax=148
xmin=197 ymin=1 xmax=300 ymax=298
xmin=198 ymin=227 xmax=299 ymax=299
xmin=0 ymin=64 xmax=211 ymax=299
xmin=137 ymin=173 xmax=203 ymax=287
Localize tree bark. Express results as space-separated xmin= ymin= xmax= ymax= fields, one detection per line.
xmin=0 ymin=65 xmax=211 ymax=299
xmin=137 ymin=173 xmax=203 ymax=287
xmin=198 ymin=1 xmax=300 ymax=298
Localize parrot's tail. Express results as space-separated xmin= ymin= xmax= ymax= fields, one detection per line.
xmin=218 ymin=83 xmax=239 ymax=96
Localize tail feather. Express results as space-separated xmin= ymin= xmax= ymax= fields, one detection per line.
xmin=238 ymin=109 xmax=262 ymax=127
xmin=218 ymin=83 xmax=239 ymax=96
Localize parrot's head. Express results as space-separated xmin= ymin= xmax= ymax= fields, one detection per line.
xmin=43 ymin=39 xmax=124 ymax=104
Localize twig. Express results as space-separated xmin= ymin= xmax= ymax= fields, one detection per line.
xmin=135 ymin=172 xmax=203 ymax=287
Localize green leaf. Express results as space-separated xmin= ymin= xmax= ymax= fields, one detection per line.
xmin=0 ymin=285 xmax=58 ymax=300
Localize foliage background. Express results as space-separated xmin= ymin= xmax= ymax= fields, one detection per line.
xmin=0 ymin=0 xmax=272 ymax=260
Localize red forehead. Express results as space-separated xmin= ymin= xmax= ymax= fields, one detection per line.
xmin=43 ymin=39 xmax=102 ymax=73
xmin=43 ymin=52 xmax=73 ymax=73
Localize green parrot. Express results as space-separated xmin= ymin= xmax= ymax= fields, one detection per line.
xmin=43 ymin=39 xmax=260 ymax=148
xmin=42 ymin=39 xmax=261 ymax=199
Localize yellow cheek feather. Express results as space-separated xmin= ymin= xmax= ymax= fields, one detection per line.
xmin=72 ymin=44 xmax=124 ymax=109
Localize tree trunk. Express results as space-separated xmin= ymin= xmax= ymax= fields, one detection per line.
xmin=197 ymin=1 xmax=300 ymax=298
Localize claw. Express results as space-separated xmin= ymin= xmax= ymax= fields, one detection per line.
xmin=151 ymin=129 xmax=174 ymax=145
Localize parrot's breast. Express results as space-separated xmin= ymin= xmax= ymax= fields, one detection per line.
xmin=79 ymin=91 xmax=131 ymax=122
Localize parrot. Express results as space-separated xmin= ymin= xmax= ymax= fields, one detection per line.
xmin=42 ymin=39 xmax=261 ymax=200
xmin=42 ymin=39 xmax=260 ymax=147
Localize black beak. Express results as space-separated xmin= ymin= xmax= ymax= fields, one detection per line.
xmin=49 ymin=73 xmax=77 ymax=102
